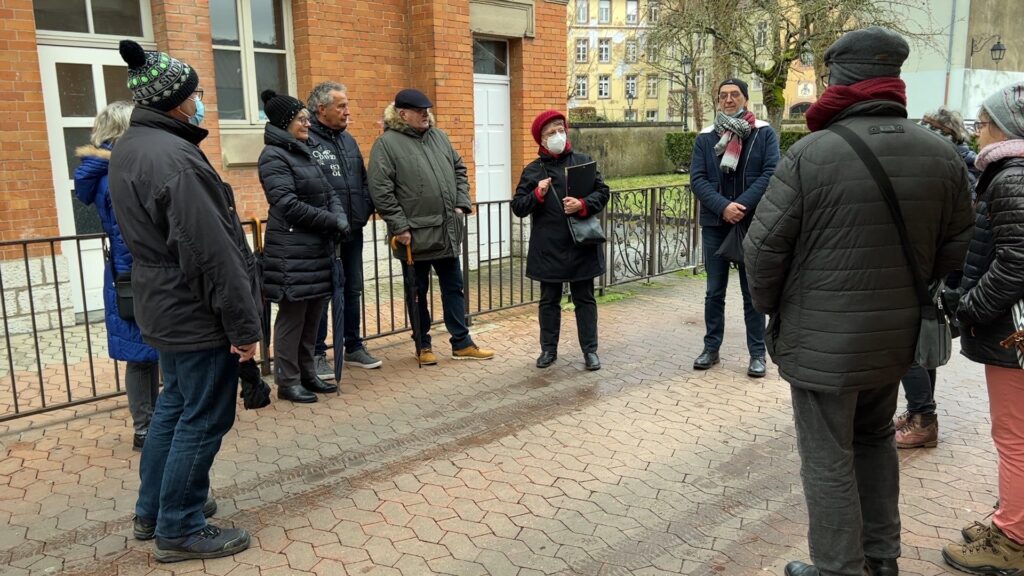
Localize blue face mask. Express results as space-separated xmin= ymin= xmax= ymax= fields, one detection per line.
xmin=188 ymin=99 xmax=205 ymax=126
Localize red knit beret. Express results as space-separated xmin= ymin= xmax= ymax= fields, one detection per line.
xmin=531 ymin=110 xmax=568 ymax=145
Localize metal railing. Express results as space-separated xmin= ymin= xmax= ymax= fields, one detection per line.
xmin=0 ymin=185 xmax=698 ymax=421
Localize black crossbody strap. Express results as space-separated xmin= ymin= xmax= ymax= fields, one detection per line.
xmin=827 ymin=124 xmax=931 ymax=308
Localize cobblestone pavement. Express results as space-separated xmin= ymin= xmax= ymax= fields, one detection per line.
xmin=0 ymin=272 xmax=994 ymax=576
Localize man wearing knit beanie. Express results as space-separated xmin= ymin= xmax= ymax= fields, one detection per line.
xmin=108 ymin=39 xmax=259 ymax=562
xmin=744 ymin=26 xmax=974 ymax=576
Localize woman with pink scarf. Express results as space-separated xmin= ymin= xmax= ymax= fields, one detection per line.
xmin=942 ymin=81 xmax=1024 ymax=574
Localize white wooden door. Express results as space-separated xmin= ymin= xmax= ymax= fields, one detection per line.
xmin=473 ymin=74 xmax=512 ymax=260
xmin=38 ymin=46 xmax=134 ymax=313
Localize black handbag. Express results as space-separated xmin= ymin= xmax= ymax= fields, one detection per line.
xmin=715 ymin=220 xmax=749 ymax=264
xmin=828 ymin=124 xmax=952 ymax=369
xmin=104 ymin=244 xmax=136 ymax=322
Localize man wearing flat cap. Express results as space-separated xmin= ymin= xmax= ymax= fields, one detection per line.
xmin=743 ymin=27 xmax=974 ymax=576
xmin=368 ymin=88 xmax=495 ymax=364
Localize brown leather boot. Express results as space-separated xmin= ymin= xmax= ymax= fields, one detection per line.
xmin=895 ymin=413 xmax=938 ymax=449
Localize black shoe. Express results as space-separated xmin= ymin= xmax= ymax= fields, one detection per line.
xmin=278 ymin=385 xmax=318 ymax=403
xmin=301 ymin=376 xmax=338 ymax=394
xmin=784 ymin=561 xmax=820 ymax=576
xmin=134 ymin=496 xmax=218 ymax=540
xmin=133 ymin=433 xmax=146 ymax=451
xmin=866 ymin=556 xmax=898 ymax=576
xmin=154 ymin=524 xmax=250 ymax=563
xmin=584 ymin=352 xmax=601 ymax=371
xmin=748 ymin=356 xmax=767 ymax=378
xmin=536 ymin=351 xmax=557 ymax=368
xmin=693 ymin=350 xmax=720 ymax=370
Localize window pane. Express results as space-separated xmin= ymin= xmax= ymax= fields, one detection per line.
xmin=34 ymin=0 xmax=89 ymax=33
xmin=210 ymin=0 xmax=240 ymax=46
xmin=213 ymin=50 xmax=246 ymax=120
xmin=473 ymin=39 xmax=507 ymax=75
xmin=56 ymin=64 xmax=97 ymax=117
xmin=64 ymin=127 xmax=93 ymax=176
xmin=102 ymin=65 xmax=133 ymax=104
xmin=92 ymin=0 xmax=143 ymax=36
xmin=67 ymin=127 xmax=106 ymax=235
xmin=252 ymin=0 xmax=285 ymax=49
xmin=254 ymin=52 xmax=288 ymax=120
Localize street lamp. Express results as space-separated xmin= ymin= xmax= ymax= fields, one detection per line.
xmin=626 ymin=92 xmax=635 ymax=122
xmin=681 ymin=56 xmax=693 ymax=132
xmin=971 ymin=35 xmax=1007 ymax=67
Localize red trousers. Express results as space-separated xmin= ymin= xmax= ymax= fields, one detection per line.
xmin=988 ymin=364 xmax=1024 ymax=544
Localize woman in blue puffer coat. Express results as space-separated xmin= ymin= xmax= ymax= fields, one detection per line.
xmin=74 ymin=100 xmax=159 ymax=451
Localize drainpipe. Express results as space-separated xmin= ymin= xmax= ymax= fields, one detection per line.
xmin=943 ymin=0 xmax=961 ymax=106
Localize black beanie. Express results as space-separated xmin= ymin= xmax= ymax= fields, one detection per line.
xmin=718 ymin=78 xmax=749 ymax=100
xmin=261 ymin=89 xmax=304 ymax=130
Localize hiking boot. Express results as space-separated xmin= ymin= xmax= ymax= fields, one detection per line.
xmin=314 ymin=353 xmax=334 ymax=380
xmin=943 ymin=524 xmax=1024 ymax=575
xmin=154 ymin=524 xmax=250 ymax=563
xmin=895 ymin=413 xmax=938 ymax=449
xmin=345 ymin=347 xmax=383 ymax=369
xmin=453 ymin=345 xmax=495 ymax=360
xmin=134 ymin=496 xmax=218 ymax=540
xmin=964 ymin=502 xmax=1000 ymax=543
xmin=893 ymin=410 xmax=911 ymax=430
xmin=417 ymin=348 xmax=438 ymax=365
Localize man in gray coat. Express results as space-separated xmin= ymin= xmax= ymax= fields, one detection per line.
xmin=368 ymin=88 xmax=495 ymax=365
xmin=743 ymin=28 xmax=974 ymax=576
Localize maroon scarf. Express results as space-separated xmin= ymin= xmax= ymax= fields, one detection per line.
xmin=805 ymin=78 xmax=907 ymax=132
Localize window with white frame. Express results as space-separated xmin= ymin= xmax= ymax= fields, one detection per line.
xmin=576 ymin=39 xmax=589 ymax=63
xmin=598 ymin=75 xmax=610 ymax=98
xmin=598 ymin=39 xmax=611 ymax=62
xmin=599 ymin=0 xmax=611 ymax=23
xmin=751 ymin=77 xmax=763 ymax=91
xmin=648 ymin=2 xmax=659 ymax=23
xmin=646 ymin=75 xmax=658 ymax=98
xmin=696 ymin=33 xmax=707 ymax=53
xmin=756 ymin=21 xmax=769 ymax=47
xmin=646 ymin=110 xmax=658 ymax=121
xmin=33 ymin=0 xmax=151 ymax=38
xmin=625 ymin=109 xmax=637 ymax=121
xmin=695 ymin=68 xmax=705 ymax=90
xmin=210 ymin=0 xmax=295 ymax=124
xmin=626 ymin=0 xmax=638 ymax=24
xmin=626 ymin=40 xmax=638 ymax=63
xmin=576 ymin=0 xmax=589 ymax=23
xmin=625 ymin=75 xmax=637 ymax=98
xmin=753 ymin=103 xmax=766 ymax=116
xmin=575 ymin=76 xmax=588 ymax=99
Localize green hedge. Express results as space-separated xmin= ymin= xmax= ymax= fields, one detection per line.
xmin=666 ymin=130 xmax=810 ymax=168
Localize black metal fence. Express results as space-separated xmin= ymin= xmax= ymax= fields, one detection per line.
xmin=0 ymin=185 xmax=698 ymax=421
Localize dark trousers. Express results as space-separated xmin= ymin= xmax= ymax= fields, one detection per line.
xmin=790 ymin=383 xmax=902 ymax=575
xmin=701 ymin=224 xmax=765 ymax=356
xmin=125 ymin=360 xmax=160 ymax=435
xmin=274 ymin=297 xmax=326 ymax=388
xmin=135 ymin=346 xmax=239 ymax=539
xmin=315 ymin=231 xmax=364 ymax=356
xmin=405 ymin=257 xmax=472 ymax=350
xmin=900 ymin=363 xmax=937 ymax=415
xmin=539 ymin=280 xmax=598 ymax=353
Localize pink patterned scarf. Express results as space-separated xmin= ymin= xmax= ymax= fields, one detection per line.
xmin=975 ymin=139 xmax=1024 ymax=171
xmin=713 ymin=110 xmax=756 ymax=173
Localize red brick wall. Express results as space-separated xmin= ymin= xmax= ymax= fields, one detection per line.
xmin=0 ymin=0 xmax=59 ymax=243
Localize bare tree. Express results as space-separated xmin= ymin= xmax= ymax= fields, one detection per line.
xmin=650 ymin=0 xmax=936 ymax=128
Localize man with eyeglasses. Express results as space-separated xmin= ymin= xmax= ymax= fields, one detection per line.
xmin=690 ymin=78 xmax=779 ymax=378
xmin=368 ymin=88 xmax=495 ymax=364
xmin=108 ymin=40 xmax=260 ymax=561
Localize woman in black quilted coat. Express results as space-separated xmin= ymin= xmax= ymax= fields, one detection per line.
xmin=941 ymin=82 xmax=1024 ymax=574
xmin=258 ymin=90 xmax=349 ymax=404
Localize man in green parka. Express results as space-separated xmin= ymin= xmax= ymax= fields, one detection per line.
xmin=368 ymin=88 xmax=495 ymax=365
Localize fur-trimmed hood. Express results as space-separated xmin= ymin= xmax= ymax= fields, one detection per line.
xmin=75 ymin=144 xmax=111 ymax=160
xmin=383 ymin=103 xmax=437 ymax=136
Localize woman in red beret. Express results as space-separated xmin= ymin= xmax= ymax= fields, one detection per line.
xmin=511 ymin=110 xmax=610 ymax=371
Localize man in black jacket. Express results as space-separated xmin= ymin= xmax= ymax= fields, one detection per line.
xmin=109 ymin=40 xmax=260 ymax=563
xmin=306 ymin=81 xmax=382 ymax=374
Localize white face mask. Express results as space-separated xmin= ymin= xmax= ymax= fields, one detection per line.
xmin=545 ymin=131 xmax=567 ymax=155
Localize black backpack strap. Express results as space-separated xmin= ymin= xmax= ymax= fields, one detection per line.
xmin=827 ymin=123 xmax=931 ymax=309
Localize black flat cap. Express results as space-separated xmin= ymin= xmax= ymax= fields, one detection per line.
xmin=394 ymin=88 xmax=433 ymax=109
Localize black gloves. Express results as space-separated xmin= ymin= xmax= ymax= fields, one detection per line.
xmin=335 ymin=213 xmax=351 ymax=240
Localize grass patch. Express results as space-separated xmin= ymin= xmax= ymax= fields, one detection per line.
xmin=606 ymin=173 xmax=689 ymax=190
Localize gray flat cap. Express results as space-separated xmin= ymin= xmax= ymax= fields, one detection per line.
xmin=824 ymin=26 xmax=910 ymax=86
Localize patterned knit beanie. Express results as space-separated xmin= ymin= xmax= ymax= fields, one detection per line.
xmin=983 ymin=82 xmax=1024 ymax=140
xmin=118 ymin=40 xmax=199 ymax=112
xmin=261 ymin=90 xmax=305 ymax=130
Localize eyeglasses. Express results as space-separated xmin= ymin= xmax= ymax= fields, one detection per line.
xmin=295 ymin=116 xmax=312 ymax=126
xmin=718 ymin=91 xmax=743 ymax=102
xmin=191 ymin=88 xmax=204 ymax=102
xmin=973 ymin=120 xmax=991 ymax=134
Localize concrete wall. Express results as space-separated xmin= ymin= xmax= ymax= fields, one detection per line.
xmin=569 ymin=122 xmax=678 ymax=178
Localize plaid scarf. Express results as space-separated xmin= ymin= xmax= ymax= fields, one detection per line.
xmin=713 ymin=110 xmax=756 ymax=173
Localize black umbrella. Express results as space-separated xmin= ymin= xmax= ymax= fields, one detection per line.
xmin=391 ymin=237 xmax=422 ymax=368
xmin=331 ymin=244 xmax=346 ymax=385
xmin=241 ymin=218 xmax=271 ymax=409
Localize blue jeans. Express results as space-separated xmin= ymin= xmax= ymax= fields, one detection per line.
xmin=900 ymin=363 xmax=937 ymax=415
xmin=701 ymin=224 xmax=765 ymax=356
xmin=406 ymin=257 xmax=472 ymax=350
xmin=135 ymin=346 xmax=239 ymax=539
xmin=315 ymin=230 xmax=365 ymax=356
